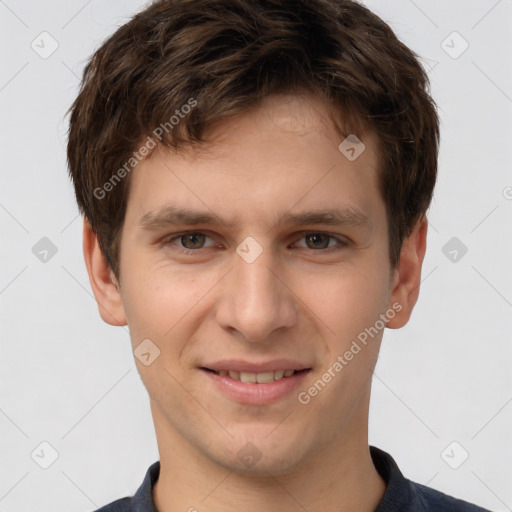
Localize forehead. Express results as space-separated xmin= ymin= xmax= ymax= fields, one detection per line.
xmin=195 ymin=93 xmax=371 ymax=153
xmin=124 ymin=93 xmax=383 ymax=230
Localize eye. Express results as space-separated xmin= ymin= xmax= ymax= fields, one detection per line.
xmin=161 ymin=231 xmax=350 ymax=255
xmin=162 ymin=232 xmax=217 ymax=253
xmin=293 ymin=232 xmax=349 ymax=253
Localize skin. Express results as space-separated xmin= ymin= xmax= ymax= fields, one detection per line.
xmin=83 ymin=93 xmax=427 ymax=512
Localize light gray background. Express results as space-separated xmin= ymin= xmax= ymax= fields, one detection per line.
xmin=1 ymin=0 xmax=511 ymax=511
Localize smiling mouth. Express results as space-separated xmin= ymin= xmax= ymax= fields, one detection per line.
xmin=202 ymin=368 xmax=310 ymax=383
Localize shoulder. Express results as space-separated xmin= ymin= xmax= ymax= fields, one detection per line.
xmin=91 ymin=497 xmax=131 ymax=512
xmin=370 ymin=446 xmax=491 ymax=512
xmin=89 ymin=461 xmax=160 ymax=512
xmin=413 ymin=481 xmax=492 ymax=511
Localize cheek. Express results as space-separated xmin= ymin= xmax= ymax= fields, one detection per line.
xmin=119 ymin=267 xmax=202 ymax=401
xmin=120 ymin=262 xmax=221 ymax=380
xmin=311 ymin=262 xmax=390 ymax=341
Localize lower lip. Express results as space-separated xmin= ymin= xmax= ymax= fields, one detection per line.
xmin=201 ymin=369 xmax=311 ymax=405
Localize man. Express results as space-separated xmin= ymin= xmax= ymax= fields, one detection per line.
xmin=66 ymin=0 xmax=491 ymax=510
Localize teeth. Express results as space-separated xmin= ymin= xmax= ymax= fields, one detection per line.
xmin=240 ymin=371 xmax=257 ymax=383
xmin=215 ymin=369 xmax=299 ymax=382
xmin=256 ymin=371 xmax=274 ymax=384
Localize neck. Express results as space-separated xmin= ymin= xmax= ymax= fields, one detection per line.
xmin=151 ymin=392 xmax=386 ymax=512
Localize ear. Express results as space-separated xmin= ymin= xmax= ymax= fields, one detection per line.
xmin=386 ymin=216 xmax=428 ymax=329
xmin=82 ymin=218 xmax=127 ymax=326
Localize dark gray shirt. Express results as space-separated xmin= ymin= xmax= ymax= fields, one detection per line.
xmin=93 ymin=446 xmax=491 ymax=511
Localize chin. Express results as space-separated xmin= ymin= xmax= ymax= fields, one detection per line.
xmin=209 ymin=429 xmax=307 ymax=477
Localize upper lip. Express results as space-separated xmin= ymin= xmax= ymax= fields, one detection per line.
xmin=201 ymin=359 xmax=312 ymax=373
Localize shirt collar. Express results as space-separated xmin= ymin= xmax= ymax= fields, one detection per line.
xmin=131 ymin=460 xmax=160 ymax=512
xmin=371 ymin=446 xmax=427 ymax=511
xmin=130 ymin=446 xmax=423 ymax=511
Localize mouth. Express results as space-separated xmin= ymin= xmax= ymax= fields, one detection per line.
xmin=200 ymin=364 xmax=312 ymax=405
xmin=202 ymin=368 xmax=310 ymax=383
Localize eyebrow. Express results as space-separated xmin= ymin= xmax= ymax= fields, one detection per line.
xmin=138 ymin=205 xmax=372 ymax=232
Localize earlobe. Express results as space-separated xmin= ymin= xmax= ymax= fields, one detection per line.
xmin=386 ymin=216 xmax=428 ymax=329
xmin=82 ymin=218 xmax=127 ymax=326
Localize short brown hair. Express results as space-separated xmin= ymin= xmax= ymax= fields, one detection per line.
xmin=66 ymin=0 xmax=439 ymax=281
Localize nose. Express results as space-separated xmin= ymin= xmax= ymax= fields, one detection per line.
xmin=215 ymin=239 xmax=298 ymax=344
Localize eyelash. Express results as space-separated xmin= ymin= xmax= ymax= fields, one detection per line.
xmin=161 ymin=231 xmax=350 ymax=255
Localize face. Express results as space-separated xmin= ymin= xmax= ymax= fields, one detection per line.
xmin=95 ymin=94 xmax=412 ymax=476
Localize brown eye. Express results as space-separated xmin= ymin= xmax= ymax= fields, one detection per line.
xmin=304 ymin=233 xmax=331 ymax=250
xmin=179 ymin=233 xmax=207 ymax=249
xmin=293 ymin=232 xmax=348 ymax=252
xmin=162 ymin=231 xmax=217 ymax=253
